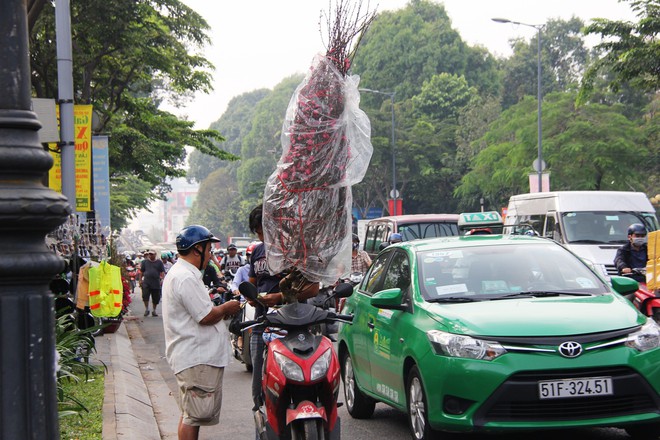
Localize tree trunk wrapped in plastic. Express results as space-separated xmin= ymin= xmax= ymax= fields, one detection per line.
xmin=263 ymin=54 xmax=372 ymax=284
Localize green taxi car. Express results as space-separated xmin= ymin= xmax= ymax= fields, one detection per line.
xmin=338 ymin=234 xmax=660 ymax=440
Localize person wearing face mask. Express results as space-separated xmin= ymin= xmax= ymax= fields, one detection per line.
xmin=162 ymin=225 xmax=242 ymax=440
xmin=614 ymin=223 xmax=648 ymax=283
xmin=351 ymin=233 xmax=372 ymax=274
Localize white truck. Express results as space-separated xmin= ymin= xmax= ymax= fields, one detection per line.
xmin=504 ymin=191 xmax=659 ymax=276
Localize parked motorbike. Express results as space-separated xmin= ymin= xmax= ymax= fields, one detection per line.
xmin=239 ymin=281 xmax=354 ymax=440
xmin=626 ymin=268 xmax=660 ymax=324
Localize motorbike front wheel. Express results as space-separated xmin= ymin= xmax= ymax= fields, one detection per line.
xmin=291 ymin=419 xmax=324 ymax=440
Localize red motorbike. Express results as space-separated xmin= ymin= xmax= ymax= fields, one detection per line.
xmin=126 ymin=263 xmax=138 ymax=293
xmin=239 ymin=282 xmax=354 ymax=440
xmin=628 ymin=268 xmax=660 ymax=324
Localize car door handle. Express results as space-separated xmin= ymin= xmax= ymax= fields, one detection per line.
xmin=367 ymin=321 xmax=375 ymax=330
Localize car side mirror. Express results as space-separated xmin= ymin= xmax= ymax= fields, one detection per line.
xmin=370 ymin=288 xmax=406 ymax=310
xmin=610 ymin=276 xmax=639 ymax=295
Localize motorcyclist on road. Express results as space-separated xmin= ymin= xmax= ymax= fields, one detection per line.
xmin=230 ymin=241 xmax=258 ymax=299
xmin=614 ymin=223 xmax=648 ymax=284
xmin=220 ymin=243 xmax=244 ymax=275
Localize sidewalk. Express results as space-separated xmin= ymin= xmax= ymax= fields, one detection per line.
xmin=98 ymin=317 xmax=161 ymax=440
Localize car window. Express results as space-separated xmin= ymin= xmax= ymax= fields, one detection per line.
xmin=418 ymin=243 xmax=608 ymax=300
xmin=363 ymin=252 xmax=391 ymax=296
xmin=381 ymin=251 xmax=411 ymax=293
xmin=399 ymin=222 xmax=459 ymax=241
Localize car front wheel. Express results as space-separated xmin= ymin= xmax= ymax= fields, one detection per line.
xmin=342 ymin=352 xmax=375 ymax=419
xmin=407 ymin=366 xmax=434 ymax=440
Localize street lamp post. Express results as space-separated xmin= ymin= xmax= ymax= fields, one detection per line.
xmin=492 ymin=17 xmax=544 ymax=193
xmin=0 ymin=0 xmax=71 ymax=437
xmin=359 ymin=88 xmax=398 ymax=214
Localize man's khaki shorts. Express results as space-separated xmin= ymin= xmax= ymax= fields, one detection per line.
xmin=175 ymin=364 xmax=224 ymax=426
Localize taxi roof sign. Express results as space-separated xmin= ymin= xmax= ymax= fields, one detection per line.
xmin=458 ymin=211 xmax=504 ymax=231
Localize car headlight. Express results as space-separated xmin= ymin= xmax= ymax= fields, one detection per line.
xmin=310 ymin=349 xmax=332 ymax=381
xmin=626 ymin=320 xmax=660 ymax=352
xmin=427 ymin=330 xmax=506 ymax=360
xmin=273 ymin=352 xmax=304 ymax=381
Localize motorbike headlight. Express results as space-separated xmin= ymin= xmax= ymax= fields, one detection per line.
xmin=273 ymin=352 xmax=304 ymax=382
xmin=626 ymin=320 xmax=660 ymax=352
xmin=427 ymin=330 xmax=506 ymax=361
xmin=310 ymin=349 xmax=332 ymax=382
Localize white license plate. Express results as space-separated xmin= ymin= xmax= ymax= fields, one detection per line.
xmin=538 ymin=376 xmax=613 ymax=399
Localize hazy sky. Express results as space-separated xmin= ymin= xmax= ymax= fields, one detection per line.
xmin=172 ymin=0 xmax=635 ymax=129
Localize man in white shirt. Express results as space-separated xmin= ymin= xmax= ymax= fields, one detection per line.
xmin=162 ymin=225 xmax=241 ymax=440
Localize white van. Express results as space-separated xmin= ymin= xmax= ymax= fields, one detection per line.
xmin=504 ymin=191 xmax=659 ymax=276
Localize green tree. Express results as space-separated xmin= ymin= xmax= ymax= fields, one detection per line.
xmin=579 ymin=0 xmax=660 ymax=103
xmin=455 ymin=92 xmax=647 ymax=210
xmin=29 ymin=0 xmax=235 ymax=230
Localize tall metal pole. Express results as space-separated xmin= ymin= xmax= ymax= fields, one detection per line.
xmin=536 ymin=26 xmax=543 ymax=192
xmin=0 ymin=0 xmax=71 ymax=438
xmin=492 ymin=18 xmax=544 ymax=192
xmin=390 ymin=93 xmax=397 ymax=215
xmin=55 ymin=0 xmax=77 ymax=209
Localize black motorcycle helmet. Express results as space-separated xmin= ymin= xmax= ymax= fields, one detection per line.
xmin=627 ymin=223 xmax=647 ymax=236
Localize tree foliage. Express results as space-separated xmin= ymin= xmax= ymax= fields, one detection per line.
xmin=29 ymin=0 xmax=236 ymax=229
xmin=351 ymin=0 xmax=499 ymax=102
xmin=579 ymin=0 xmax=660 ymax=103
xmin=188 ymin=89 xmax=270 ymax=183
xmin=500 ymin=17 xmax=589 ymax=108
xmin=455 ymin=92 xmax=647 ymax=210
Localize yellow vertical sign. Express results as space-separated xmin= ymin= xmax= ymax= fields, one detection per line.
xmin=48 ymin=105 xmax=62 ymax=193
xmin=74 ymin=105 xmax=93 ymax=211
xmin=48 ymin=148 xmax=62 ymax=193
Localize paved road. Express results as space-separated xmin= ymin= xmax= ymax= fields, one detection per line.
xmin=125 ymin=291 xmax=634 ymax=440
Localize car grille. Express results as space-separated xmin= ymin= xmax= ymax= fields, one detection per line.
xmin=605 ymin=264 xmax=619 ymax=276
xmin=474 ymin=367 xmax=660 ymax=425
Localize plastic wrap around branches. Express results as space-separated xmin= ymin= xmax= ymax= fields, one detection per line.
xmin=263 ymin=54 xmax=373 ymax=284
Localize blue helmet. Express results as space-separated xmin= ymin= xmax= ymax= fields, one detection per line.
xmin=389 ymin=232 xmax=402 ymax=242
xmin=176 ymin=225 xmax=220 ymax=251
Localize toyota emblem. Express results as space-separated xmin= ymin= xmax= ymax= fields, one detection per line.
xmin=558 ymin=341 xmax=583 ymax=358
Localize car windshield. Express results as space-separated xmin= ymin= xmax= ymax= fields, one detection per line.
xmin=417 ymin=242 xmax=608 ymax=301
xmin=561 ymin=211 xmax=656 ymax=244
xmin=398 ymin=222 xmax=459 ymax=241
